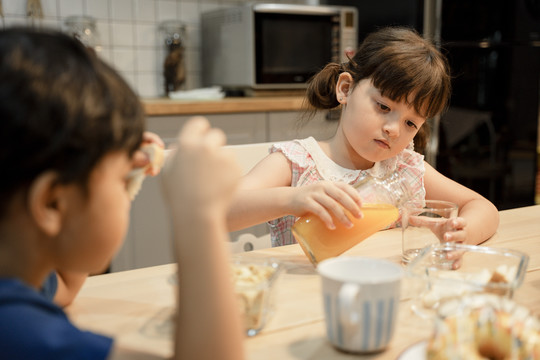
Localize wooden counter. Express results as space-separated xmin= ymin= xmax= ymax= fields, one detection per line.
xmin=143 ymin=96 xmax=307 ymax=116
xmin=67 ymin=205 xmax=540 ymax=359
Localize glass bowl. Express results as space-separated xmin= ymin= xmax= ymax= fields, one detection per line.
xmin=230 ymin=256 xmax=283 ymax=336
xmin=427 ymin=293 xmax=540 ymax=358
xmin=404 ymin=243 xmax=529 ymax=318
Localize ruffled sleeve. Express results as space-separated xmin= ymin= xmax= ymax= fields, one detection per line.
xmin=271 ymin=140 xmax=316 ymax=187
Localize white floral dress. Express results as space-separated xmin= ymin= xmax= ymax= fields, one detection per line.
xmin=268 ymin=137 xmax=426 ymax=247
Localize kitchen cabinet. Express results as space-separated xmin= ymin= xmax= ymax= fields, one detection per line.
xmin=146 ymin=112 xmax=267 ymax=146
xmin=268 ymin=111 xmax=338 ymax=141
xmin=145 ymin=111 xmax=338 ymax=146
xmin=112 ymin=104 xmax=339 ymax=272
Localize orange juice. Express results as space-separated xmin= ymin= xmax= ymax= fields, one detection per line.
xmin=292 ymin=203 xmax=399 ymax=265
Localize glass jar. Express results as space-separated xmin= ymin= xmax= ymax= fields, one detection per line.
xmin=292 ymin=172 xmax=412 ymax=265
xmin=159 ymin=20 xmax=186 ymax=95
xmin=64 ymin=16 xmax=101 ymax=52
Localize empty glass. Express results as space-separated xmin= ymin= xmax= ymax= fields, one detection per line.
xmin=401 ymin=200 xmax=458 ymax=266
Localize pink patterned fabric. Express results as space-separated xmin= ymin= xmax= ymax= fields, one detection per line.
xmin=268 ymin=137 xmax=426 ymax=247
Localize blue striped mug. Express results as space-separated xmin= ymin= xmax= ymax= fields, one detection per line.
xmin=317 ymin=257 xmax=403 ymax=353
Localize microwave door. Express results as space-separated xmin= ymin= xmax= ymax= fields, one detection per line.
xmin=254 ymin=12 xmax=335 ymax=88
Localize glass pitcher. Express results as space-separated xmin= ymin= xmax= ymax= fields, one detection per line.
xmin=159 ymin=20 xmax=186 ymax=95
xmin=292 ymin=172 xmax=412 ymax=265
xmin=64 ymin=15 xmax=101 ymax=53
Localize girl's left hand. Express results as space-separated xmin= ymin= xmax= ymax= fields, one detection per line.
xmin=132 ymin=131 xmax=165 ymax=176
xmin=408 ymin=216 xmax=467 ymax=269
xmin=408 ymin=216 xmax=467 ymax=243
xmin=441 ymin=217 xmax=467 ymax=269
xmin=441 ymin=217 xmax=467 ymax=244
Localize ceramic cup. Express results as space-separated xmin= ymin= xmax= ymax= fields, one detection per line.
xmin=317 ymin=257 xmax=403 ymax=353
xmin=401 ymin=200 xmax=459 ymax=267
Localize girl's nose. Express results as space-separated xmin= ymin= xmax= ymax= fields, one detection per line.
xmin=383 ymin=119 xmax=399 ymax=138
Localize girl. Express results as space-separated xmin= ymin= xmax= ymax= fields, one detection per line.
xmin=227 ymin=27 xmax=499 ymax=248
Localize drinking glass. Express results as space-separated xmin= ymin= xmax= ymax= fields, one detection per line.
xmin=401 ymin=200 xmax=458 ymax=266
xmin=64 ymin=15 xmax=101 ymax=52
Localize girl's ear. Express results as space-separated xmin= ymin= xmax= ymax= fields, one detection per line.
xmin=28 ymin=172 xmax=65 ymax=237
xmin=336 ymin=72 xmax=353 ymax=105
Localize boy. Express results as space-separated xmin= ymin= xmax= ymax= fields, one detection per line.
xmin=0 ymin=28 xmax=244 ymax=359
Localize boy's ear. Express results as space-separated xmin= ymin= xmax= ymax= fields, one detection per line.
xmin=336 ymin=72 xmax=353 ymax=105
xmin=28 ymin=172 xmax=65 ymax=237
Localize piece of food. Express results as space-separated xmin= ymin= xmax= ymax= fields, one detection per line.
xmin=421 ymin=265 xmax=517 ymax=309
xmin=126 ymin=143 xmax=165 ymax=200
xmin=427 ymin=295 xmax=540 ymax=359
xmin=231 ymin=263 xmax=278 ymax=334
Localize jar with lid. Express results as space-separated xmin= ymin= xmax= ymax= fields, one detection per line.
xmin=64 ymin=16 xmax=101 ymax=52
xmin=292 ymin=172 xmax=412 ymax=265
xmin=159 ymin=20 xmax=186 ymax=95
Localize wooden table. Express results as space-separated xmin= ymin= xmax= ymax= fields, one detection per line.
xmin=66 ymin=205 xmax=540 ymax=359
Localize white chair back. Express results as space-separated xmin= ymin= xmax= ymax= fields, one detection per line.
xmin=225 ymin=142 xmax=274 ymax=174
xmin=225 ymin=141 xmax=277 ymax=252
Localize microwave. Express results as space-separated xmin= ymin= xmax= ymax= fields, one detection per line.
xmin=201 ymin=3 xmax=358 ymax=94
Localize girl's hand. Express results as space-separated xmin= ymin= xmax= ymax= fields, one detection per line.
xmin=289 ymin=180 xmax=362 ymax=229
xmin=441 ymin=217 xmax=467 ymax=244
xmin=409 ymin=216 xmax=467 ymax=269
xmin=408 ymin=216 xmax=467 ymax=243
xmin=441 ymin=217 xmax=467 ymax=269
xmin=132 ymin=131 xmax=165 ymax=176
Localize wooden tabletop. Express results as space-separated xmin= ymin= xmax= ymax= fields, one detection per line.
xmin=66 ymin=205 xmax=540 ymax=359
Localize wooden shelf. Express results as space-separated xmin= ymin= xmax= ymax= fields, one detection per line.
xmin=142 ymin=96 xmax=307 ymax=116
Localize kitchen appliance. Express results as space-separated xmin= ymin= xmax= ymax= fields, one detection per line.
xmin=201 ymin=3 xmax=357 ymax=95
xmin=320 ymin=0 xmax=423 ymax=42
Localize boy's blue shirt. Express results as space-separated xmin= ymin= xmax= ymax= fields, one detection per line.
xmin=0 ymin=278 xmax=113 ymax=359
xmin=40 ymin=271 xmax=58 ymax=301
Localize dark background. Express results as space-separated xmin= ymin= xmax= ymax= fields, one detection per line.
xmin=321 ymin=0 xmax=540 ymax=210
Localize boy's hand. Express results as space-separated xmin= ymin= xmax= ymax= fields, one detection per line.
xmin=132 ymin=131 xmax=165 ymax=176
xmin=289 ymin=180 xmax=362 ymax=230
xmin=162 ymin=117 xmax=242 ymax=216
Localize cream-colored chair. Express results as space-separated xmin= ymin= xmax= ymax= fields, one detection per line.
xmin=225 ymin=142 xmax=274 ymax=175
xmin=229 ymin=233 xmax=272 ymax=253
xmin=225 ymin=142 xmax=278 ymax=253
xmin=113 ymin=141 xmax=277 ymax=271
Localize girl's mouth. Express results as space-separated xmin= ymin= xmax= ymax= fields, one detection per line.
xmin=375 ymin=139 xmax=390 ymax=150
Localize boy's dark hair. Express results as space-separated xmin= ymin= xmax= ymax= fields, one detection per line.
xmin=0 ymin=28 xmax=145 ymax=217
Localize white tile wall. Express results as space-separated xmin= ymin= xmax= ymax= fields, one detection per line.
xmin=1 ymin=0 xmax=311 ymax=98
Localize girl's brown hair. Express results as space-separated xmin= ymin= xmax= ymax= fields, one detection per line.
xmin=305 ymin=27 xmax=451 ymax=152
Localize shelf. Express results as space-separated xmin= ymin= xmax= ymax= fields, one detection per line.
xmin=142 ymin=96 xmax=307 ymax=116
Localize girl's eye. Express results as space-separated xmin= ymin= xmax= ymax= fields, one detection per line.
xmin=377 ymin=102 xmax=390 ymax=112
xmin=406 ymin=120 xmax=418 ymax=129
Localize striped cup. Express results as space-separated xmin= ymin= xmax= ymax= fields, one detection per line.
xmin=317 ymin=257 xmax=402 ymax=353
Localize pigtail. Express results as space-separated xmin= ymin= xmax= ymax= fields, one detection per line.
xmin=305 ymin=62 xmax=342 ymax=110
xmin=298 ymin=63 xmax=343 ymax=127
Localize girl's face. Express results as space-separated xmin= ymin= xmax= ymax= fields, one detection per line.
xmin=54 ymin=151 xmax=133 ymax=273
xmin=337 ymin=78 xmax=426 ymax=168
